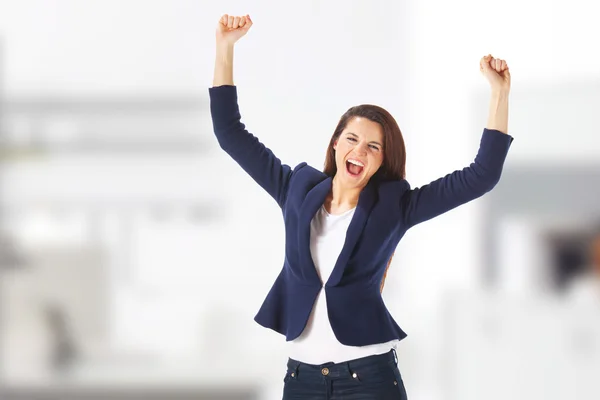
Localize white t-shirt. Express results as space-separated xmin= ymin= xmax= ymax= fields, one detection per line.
xmin=287 ymin=204 xmax=398 ymax=364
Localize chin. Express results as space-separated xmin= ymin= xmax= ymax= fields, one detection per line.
xmin=340 ymin=169 xmax=367 ymax=187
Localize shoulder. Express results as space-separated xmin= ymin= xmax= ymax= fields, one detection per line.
xmin=290 ymin=162 xmax=326 ymax=180
xmin=377 ymin=178 xmax=412 ymax=196
xmin=284 ymin=163 xmax=329 ymax=199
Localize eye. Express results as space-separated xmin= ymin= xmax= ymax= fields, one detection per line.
xmin=369 ymin=145 xmax=380 ymax=151
xmin=347 ymin=137 xmax=357 ymax=142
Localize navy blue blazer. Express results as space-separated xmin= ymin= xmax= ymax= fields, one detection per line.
xmin=209 ymin=85 xmax=514 ymax=346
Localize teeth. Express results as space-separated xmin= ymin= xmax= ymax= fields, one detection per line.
xmin=347 ymin=159 xmax=364 ymax=167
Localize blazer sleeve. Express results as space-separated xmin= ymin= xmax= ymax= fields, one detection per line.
xmin=209 ymin=85 xmax=293 ymax=208
xmin=400 ymin=128 xmax=514 ymax=229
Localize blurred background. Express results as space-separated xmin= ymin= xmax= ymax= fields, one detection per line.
xmin=0 ymin=0 xmax=599 ymax=399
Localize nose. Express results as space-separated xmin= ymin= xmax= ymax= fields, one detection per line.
xmin=356 ymin=142 xmax=368 ymax=155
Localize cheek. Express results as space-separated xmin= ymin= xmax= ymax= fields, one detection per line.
xmin=370 ymin=153 xmax=384 ymax=168
xmin=335 ymin=151 xmax=346 ymax=166
xmin=335 ymin=143 xmax=348 ymax=158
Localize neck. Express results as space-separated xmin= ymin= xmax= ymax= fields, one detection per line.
xmin=327 ymin=174 xmax=363 ymax=210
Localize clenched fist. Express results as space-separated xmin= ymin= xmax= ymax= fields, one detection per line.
xmin=216 ymin=14 xmax=253 ymax=46
xmin=480 ymin=54 xmax=511 ymax=93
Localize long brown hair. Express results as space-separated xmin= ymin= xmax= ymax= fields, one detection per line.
xmin=323 ymin=104 xmax=407 ymax=182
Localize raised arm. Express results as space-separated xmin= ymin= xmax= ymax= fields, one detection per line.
xmin=401 ymin=54 xmax=513 ymax=228
xmin=210 ymin=14 xmax=294 ymax=208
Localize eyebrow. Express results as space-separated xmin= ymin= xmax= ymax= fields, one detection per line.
xmin=346 ymin=132 xmax=383 ymax=147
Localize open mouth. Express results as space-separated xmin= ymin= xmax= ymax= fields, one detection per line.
xmin=346 ymin=160 xmax=364 ymax=177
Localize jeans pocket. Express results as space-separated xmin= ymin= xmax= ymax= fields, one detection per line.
xmin=346 ymin=364 xmax=396 ymax=387
xmin=391 ymin=366 xmax=408 ymax=400
xmin=283 ymin=368 xmax=297 ymax=383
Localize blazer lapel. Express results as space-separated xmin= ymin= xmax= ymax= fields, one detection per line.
xmin=298 ymin=177 xmax=332 ymax=284
xmin=298 ymin=178 xmax=378 ymax=287
xmin=325 ymin=181 xmax=377 ymax=287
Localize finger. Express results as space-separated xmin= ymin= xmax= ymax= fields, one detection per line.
xmin=220 ymin=14 xmax=228 ymax=26
xmin=239 ymin=16 xmax=246 ymax=28
xmin=234 ymin=16 xmax=241 ymax=28
xmin=501 ymin=59 xmax=507 ymax=71
xmin=480 ymin=56 xmax=489 ymax=72
xmin=496 ymin=59 xmax=503 ymax=73
xmin=227 ymin=15 xmax=234 ymax=29
xmin=245 ymin=14 xmax=253 ymax=28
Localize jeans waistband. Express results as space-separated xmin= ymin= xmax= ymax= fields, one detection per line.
xmin=286 ymin=348 xmax=398 ymax=380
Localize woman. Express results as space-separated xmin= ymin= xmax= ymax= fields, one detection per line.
xmin=210 ymin=13 xmax=513 ymax=400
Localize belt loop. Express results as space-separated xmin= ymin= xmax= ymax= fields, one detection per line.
xmin=392 ymin=347 xmax=398 ymax=365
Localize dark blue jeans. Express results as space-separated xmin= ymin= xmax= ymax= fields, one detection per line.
xmin=282 ymin=349 xmax=408 ymax=399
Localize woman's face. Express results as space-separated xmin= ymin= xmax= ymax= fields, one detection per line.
xmin=333 ymin=116 xmax=384 ymax=189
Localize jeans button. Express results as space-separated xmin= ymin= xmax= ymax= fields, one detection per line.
xmin=321 ymin=368 xmax=329 ymax=376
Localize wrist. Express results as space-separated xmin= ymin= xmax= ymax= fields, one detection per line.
xmin=216 ymin=40 xmax=235 ymax=52
xmin=490 ymin=88 xmax=510 ymax=98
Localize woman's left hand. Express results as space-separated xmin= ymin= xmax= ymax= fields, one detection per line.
xmin=480 ymin=54 xmax=511 ymax=93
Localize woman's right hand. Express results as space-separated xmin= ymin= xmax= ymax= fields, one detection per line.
xmin=216 ymin=14 xmax=253 ymax=47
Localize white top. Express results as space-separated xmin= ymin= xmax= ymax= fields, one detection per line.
xmin=286 ymin=205 xmax=398 ymax=364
